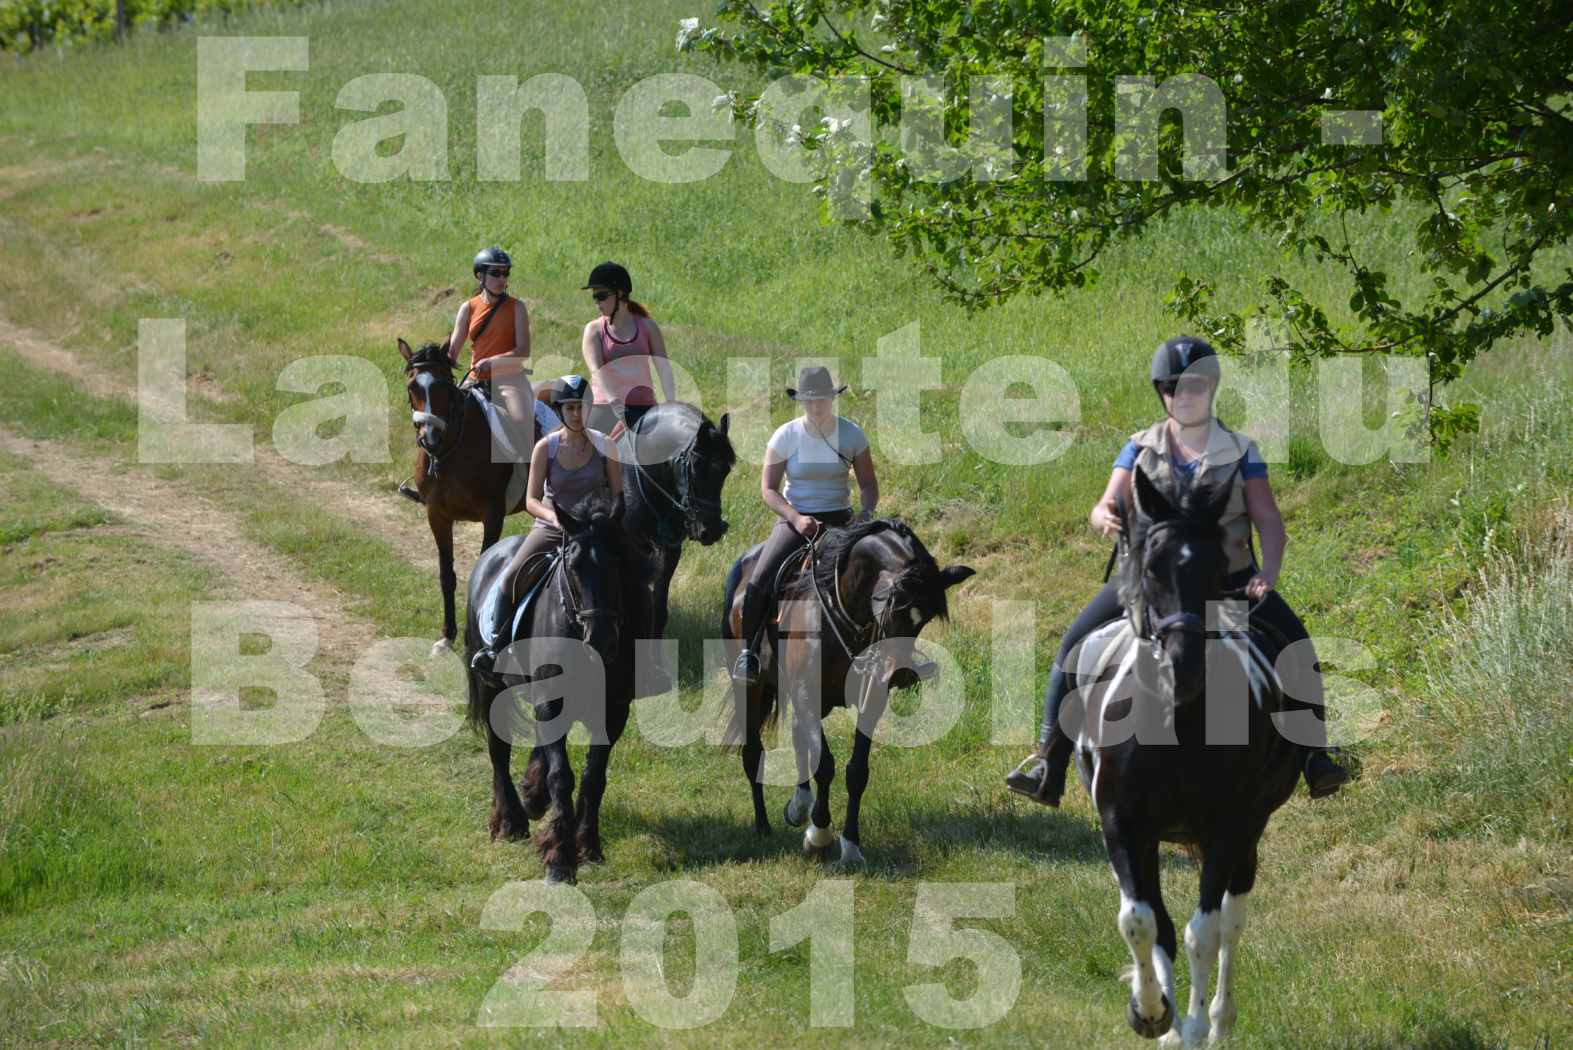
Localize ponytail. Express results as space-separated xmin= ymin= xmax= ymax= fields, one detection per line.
xmin=624 ymin=297 xmax=651 ymax=319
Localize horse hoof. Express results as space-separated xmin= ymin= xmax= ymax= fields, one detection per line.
xmin=579 ymin=845 xmax=605 ymax=865
xmin=430 ymin=637 xmax=453 ymax=658
xmin=1127 ymin=992 xmax=1174 ymax=1039
xmin=545 ymin=865 xmax=577 ymax=886
xmin=753 ymin=821 xmax=772 ymax=837
xmin=835 ymin=835 xmax=866 ymax=868
xmin=803 ymin=823 xmax=837 ymax=861
xmin=782 ymin=787 xmax=813 ymax=828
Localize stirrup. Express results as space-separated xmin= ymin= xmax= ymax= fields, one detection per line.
xmin=397 ymin=479 xmax=424 ymax=505
xmin=470 ymin=648 xmax=508 ymax=690
xmin=731 ymin=648 xmax=760 ymax=686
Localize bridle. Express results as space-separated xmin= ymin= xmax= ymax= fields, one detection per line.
xmin=405 ymin=360 xmax=468 ymax=475
xmin=552 ymin=539 xmax=619 ymax=642
xmin=625 ymin=415 xmax=721 ymax=546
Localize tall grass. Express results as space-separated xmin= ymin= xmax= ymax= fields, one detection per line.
xmin=1420 ymin=514 xmax=1573 ymax=841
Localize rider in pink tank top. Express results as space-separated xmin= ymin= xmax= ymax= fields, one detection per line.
xmin=579 ymin=261 xmax=676 ymax=433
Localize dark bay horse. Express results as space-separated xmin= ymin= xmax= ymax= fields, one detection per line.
xmin=465 ymin=491 xmax=624 ymax=885
xmin=1067 ymin=465 xmax=1311 ymax=1045
xmin=399 ymin=338 xmax=529 ymax=654
xmin=722 ymin=520 xmax=973 ymax=864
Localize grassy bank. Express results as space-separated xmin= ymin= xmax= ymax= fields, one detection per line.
xmin=0 ymin=0 xmax=1569 ymax=1045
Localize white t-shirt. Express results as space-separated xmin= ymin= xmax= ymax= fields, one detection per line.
xmin=766 ymin=416 xmax=870 ymax=513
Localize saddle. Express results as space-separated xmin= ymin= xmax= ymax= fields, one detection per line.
xmin=503 ymin=548 xmax=563 ymax=647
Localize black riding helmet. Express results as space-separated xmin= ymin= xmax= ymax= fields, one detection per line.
xmin=1150 ymin=336 xmax=1220 ymax=402
xmin=581 ymin=261 xmax=632 ymax=295
xmin=473 ymin=246 xmax=512 ymax=277
xmin=551 ymin=374 xmax=591 ymax=406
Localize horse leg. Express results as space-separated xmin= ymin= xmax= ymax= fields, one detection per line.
xmin=742 ymin=685 xmax=772 ymax=835
xmin=431 ymin=511 xmax=458 ymax=653
xmin=1208 ymin=847 xmax=1257 ymax=1042
xmin=534 ymin=716 xmax=579 ymax=885
xmin=521 ymin=745 xmax=549 ymax=820
xmin=1166 ymin=841 xmax=1243 ymax=1049
xmin=482 ymin=689 xmax=529 ymax=842
xmin=783 ymin=683 xmax=819 ymax=829
xmin=1106 ymin=826 xmax=1176 ymax=1039
xmin=480 ymin=494 xmax=506 ymax=553
xmin=576 ymin=697 xmax=631 ymax=864
xmin=837 ymin=729 xmax=873 ymax=867
xmin=802 ymin=728 xmax=837 ymax=861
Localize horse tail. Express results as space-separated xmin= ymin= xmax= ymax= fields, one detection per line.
xmin=721 ymin=555 xmax=744 ymax=641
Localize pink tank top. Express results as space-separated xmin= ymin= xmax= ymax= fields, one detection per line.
xmin=590 ymin=316 xmax=658 ymax=405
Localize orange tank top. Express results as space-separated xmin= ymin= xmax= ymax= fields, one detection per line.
xmin=466 ymin=293 xmax=518 ymax=368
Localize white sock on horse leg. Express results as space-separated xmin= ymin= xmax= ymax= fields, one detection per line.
xmin=1180 ymin=908 xmax=1222 ymax=1047
xmin=1118 ymin=895 xmax=1165 ymax=1019
xmin=805 ymin=822 xmax=836 ymax=849
xmin=1210 ymin=893 xmax=1248 ymax=1039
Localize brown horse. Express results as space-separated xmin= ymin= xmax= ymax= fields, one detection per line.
xmin=399 ymin=338 xmax=534 ymax=653
xmin=722 ymin=519 xmax=974 ymax=864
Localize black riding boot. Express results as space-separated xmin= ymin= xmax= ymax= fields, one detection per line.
xmin=470 ymin=581 xmax=519 ymax=689
xmin=1006 ymin=665 xmax=1074 ymax=806
xmin=731 ymin=583 xmax=769 ymax=685
xmin=1304 ymin=749 xmax=1350 ymax=798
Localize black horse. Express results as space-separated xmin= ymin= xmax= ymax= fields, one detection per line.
xmin=613 ymin=402 xmax=735 ymax=697
xmin=722 ymin=519 xmax=974 ymax=864
xmin=465 ymin=403 xmax=735 ymax=883
xmin=465 ymin=490 xmax=624 ymax=884
xmin=1066 ymin=465 xmax=1312 ymax=1045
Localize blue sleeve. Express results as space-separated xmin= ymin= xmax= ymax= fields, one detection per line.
xmin=1241 ymin=442 xmax=1268 ymax=480
xmin=1113 ymin=441 xmax=1139 ymax=471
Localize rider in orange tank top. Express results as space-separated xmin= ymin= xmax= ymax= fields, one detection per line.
xmin=398 ymin=247 xmax=532 ymax=503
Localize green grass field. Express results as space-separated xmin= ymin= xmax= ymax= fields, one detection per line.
xmin=1 ymin=1 xmax=1570 ymax=1046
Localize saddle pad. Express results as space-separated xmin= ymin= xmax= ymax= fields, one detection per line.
xmin=468 ymin=388 xmax=551 ymax=511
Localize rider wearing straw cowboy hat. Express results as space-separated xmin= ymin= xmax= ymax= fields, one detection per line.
xmin=732 ymin=365 xmax=880 ymax=686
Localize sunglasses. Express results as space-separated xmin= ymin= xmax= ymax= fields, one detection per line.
xmin=485 ymin=268 xmax=510 ymax=278
xmin=591 ymin=289 xmax=614 ymax=302
xmin=1159 ymin=378 xmax=1213 ymax=397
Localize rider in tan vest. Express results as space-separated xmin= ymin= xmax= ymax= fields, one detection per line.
xmin=1005 ymin=336 xmax=1349 ymax=806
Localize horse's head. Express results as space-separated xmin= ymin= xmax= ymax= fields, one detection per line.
xmin=627 ymin=403 xmax=736 ymax=545
xmin=685 ymin=410 xmax=735 ymax=544
xmin=827 ymin=520 xmax=975 ymax=688
xmin=554 ymin=490 xmax=626 ymax=661
xmin=1123 ymin=464 xmax=1233 ymax=707
xmin=399 ymin=337 xmax=459 ymax=456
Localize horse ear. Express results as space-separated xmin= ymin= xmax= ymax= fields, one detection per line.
xmin=398 ymin=338 xmax=413 ymax=362
xmin=939 ymin=565 xmax=976 ymax=590
xmin=1132 ymin=464 xmax=1175 ymax=521
xmin=439 ymin=336 xmax=452 ymax=356
xmin=718 ymin=412 xmax=730 ymax=437
xmin=555 ymin=498 xmax=580 ymax=534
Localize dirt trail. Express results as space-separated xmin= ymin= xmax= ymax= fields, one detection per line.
xmin=0 ymin=313 xmax=456 ymax=579
xmin=0 ymin=424 xmax=393 ymax=689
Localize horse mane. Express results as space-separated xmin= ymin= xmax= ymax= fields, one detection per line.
xmin=404 ymin=341 xmax=454 ymax=375
xmin=1118 ymin=478 xmax=1231 ymax=610
xmin=796 ymin=517 xmax=951 ymax=621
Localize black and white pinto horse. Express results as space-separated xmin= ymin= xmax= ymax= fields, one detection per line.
xmin=1065 ymin=466 xmax=1311 ymax=1046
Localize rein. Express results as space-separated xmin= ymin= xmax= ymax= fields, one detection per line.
xmin=406 ymin=360 xmax=469 ymax=475
xmin=627 ymin=417 xmax=717 ymax=547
